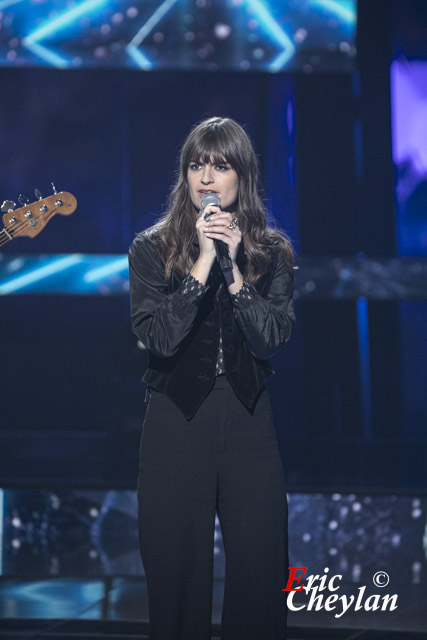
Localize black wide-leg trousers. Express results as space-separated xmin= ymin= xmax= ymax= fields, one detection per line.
xmin=137 ymin=375 xmax=288 ymax=640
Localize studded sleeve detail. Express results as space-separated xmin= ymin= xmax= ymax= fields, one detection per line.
xmin=229 ymin=252 xmax=296 ymax=360
xmin=180 ymin=273 xmax=209 ymax=298
xmin=129 ymin=235 xmax=210 ymax=358
xmin=230 ymin=280 xmax=254 ymax=306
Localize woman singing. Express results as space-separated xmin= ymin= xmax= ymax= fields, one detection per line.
xmin=128 ymin=117 xmax=296 ymax=640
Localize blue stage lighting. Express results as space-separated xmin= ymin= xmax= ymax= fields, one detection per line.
xmin=83 ymin=256 xmax=129 ymax=283
xmin=0 ymin=255 xmax=83 ymax=295
xmin=23 ymin=41 xmax=69 ymax=69
xmin=245 ymin=0 xmax=296 ymax=71
xmin=23 ymin=0 xmax=108 ymax=68
xmin=0 ymin=0 xmax=24 ymax=9
xmin=127 ymin=46 xmax=153 ymax=71
xmin=357 ymin=297 xmax=372 ymax=441
xmin=312 ymin=0 xmax=357 ymax=25
xmin=25 ymin=0 xmax=108 ymax=43
xmin=127 ymin=0 xmax=179 ymax=69
xmin=1 ymin=0 xmax=356 ymax=71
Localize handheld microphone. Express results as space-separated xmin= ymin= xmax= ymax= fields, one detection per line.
xmin=200 ymin=193 xmax=234 ymax=286
xmin=200 ymin=192 xmax=220 ymax=214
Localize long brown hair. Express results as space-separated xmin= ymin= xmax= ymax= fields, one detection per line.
xmin=146 ymin=117 xmax=294 ymax=284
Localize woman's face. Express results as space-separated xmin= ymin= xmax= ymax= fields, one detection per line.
xmin=186 ymin=157 xmax=239 ymax=213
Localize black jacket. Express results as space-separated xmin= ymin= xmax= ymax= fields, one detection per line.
xmin=128 ymin=230 xmax=296 ymax=419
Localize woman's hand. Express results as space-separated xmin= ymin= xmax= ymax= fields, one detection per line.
xmin=192 ymin=205 xmax=242 ymax=290
xmin=190 ymin=204 xmax=220 ymax=285
xmin=195 ymin=204 xmax=220 ymax=261
xmin=202 ymin=208 xmax=241 ymax=263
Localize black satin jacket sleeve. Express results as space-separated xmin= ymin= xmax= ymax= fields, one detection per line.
xmin=128 ymin=233 xmax=209 ymax=358
xmin=230 ymin=249 xmax=296 ymax=360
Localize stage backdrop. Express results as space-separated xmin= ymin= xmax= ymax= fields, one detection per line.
xmin=1 ymin=0 xmax=427 ymax=495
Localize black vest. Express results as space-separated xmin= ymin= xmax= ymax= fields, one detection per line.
xmin=143 ymin=258 xmax=277 ymax=420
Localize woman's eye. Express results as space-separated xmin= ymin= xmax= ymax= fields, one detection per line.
xmin=216 ymin=164 xmax=229 ymax=171
xmin=189 ymin=162 xmax=201 ymax=170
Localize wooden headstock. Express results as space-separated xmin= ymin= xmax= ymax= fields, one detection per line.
xmin=1 ymin=191 xmax=77 ymax=243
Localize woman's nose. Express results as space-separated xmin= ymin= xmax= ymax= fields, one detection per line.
xmin=201 ymin=165 xmax=214 ymax=184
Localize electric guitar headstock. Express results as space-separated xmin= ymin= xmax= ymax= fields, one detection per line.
xmin=0 ymin=184 xmax=77 ymax=247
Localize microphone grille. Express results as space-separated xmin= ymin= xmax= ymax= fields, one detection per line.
xmin=201 ymin=193 xmax=221 ymax=208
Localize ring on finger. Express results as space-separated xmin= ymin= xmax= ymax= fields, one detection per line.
xmin=228 ymin=217 xmax=238 ymax=230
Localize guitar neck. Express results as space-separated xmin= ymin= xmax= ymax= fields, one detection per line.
xmin=0 ymin=227 xmax=13 ymax=248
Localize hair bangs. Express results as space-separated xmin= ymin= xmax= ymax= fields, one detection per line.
xmin=184 ymin=128 xmax=240 ymax=172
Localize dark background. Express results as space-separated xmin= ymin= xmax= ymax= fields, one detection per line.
xmin=1 ymin=0 xmax=426 ymax=493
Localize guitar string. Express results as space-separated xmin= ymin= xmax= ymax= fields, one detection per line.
xmin=0 ymin=211 xmax=53 ymax=248
xmin=1 ymin=202 xmax=62 ymax=235
xmin=0 ymin=205 xmax=67 ymax=248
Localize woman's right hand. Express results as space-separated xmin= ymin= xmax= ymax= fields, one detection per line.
xmin=195 ymin=204 xmax=220 ymax=261
xmin=190 ymin=205 xmax=219 ymax=285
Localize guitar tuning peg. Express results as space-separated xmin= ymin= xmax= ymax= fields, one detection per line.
xmin=51 ymin=182 xmax=57 ymax=194
xmin=1 ymin=200 xmax=16 ymax=213
xmin=18 ymin=194 xmax=30 ymax=206
xmin=35 ymin=189 xmax=43 ymax=200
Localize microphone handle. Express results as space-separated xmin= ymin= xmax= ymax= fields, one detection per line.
xmin=200 ymin=193 xmax=235 ymax=285
xmin=215 ymin=239 xmax=235 ymax=286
